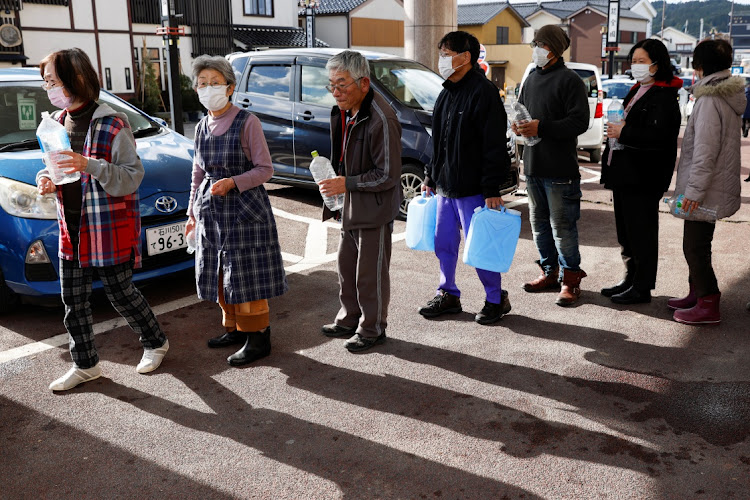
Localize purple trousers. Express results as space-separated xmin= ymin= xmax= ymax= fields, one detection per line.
xmin=434 ymin=194 xmax=502 ymax=304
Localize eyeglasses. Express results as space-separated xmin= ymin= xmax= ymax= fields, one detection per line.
xmin=195 ymin=83 xmax=229 ymax=90
xmin=41 ymin=81 xmax=62 ymax=90
xmin=325 ymin=78 xmax=361 ymax=93
xmin=529 ymin=41 xmax=547 ymax=49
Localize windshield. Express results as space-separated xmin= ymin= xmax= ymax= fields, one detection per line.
xmin=0 ymin=81 xmax=158 ymax=148
xmin=602 ymin=81 xmax=633 ymax=99
xmin=370 ymin=59 xmax=443 ymax=112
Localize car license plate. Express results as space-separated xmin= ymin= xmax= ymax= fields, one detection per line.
xmin=146 ymin=222 xmax=187 ymax=256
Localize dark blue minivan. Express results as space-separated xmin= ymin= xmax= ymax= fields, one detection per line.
xmin=227 ymin=48 xmax=518 ymax=217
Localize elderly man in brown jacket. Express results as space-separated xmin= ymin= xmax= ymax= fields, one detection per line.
xmin=318 ymin=50 xmax=402 ymax=352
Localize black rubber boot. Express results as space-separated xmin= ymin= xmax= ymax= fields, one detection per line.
xmin=207 ymin=330 xmax=246 ymax=348
xmin=227 ymin=327 xmax=271 ymax=366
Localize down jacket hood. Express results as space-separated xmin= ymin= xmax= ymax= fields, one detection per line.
xmin=693 ymin=71 xmax=746 ymax=116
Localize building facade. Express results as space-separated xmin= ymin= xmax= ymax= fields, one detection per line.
xmin=306 ymin=0 xmax=406 ymax=57
xmin=0 ymin=0 xmax=310 ymax=101
xmin=458 ymin=2 xmax=530 ymax=90
xmin=654 ymin=27 xmax=697 ymax=70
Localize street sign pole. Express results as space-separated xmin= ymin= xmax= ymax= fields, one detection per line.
xmin=606 ymin=0 xmax=620 ymax=79
xmin=161 ymin=0 xmax=183 ymax=135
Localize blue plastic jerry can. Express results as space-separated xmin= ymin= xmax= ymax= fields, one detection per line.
xmin=463 ymin=206 xmax=522 ymax=273
xmin=405 ymin=193 xmax=437 ymax=252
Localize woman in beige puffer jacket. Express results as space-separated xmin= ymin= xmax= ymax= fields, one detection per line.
xmin=669 ymin=39 xmax=745 ymax=325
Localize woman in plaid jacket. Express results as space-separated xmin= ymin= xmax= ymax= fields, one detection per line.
xmin=185 ymin=56 xmax=287 ymax=366
xmin=36 ymin=49 xmax=168 ymax=391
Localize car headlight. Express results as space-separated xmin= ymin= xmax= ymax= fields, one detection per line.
xmin=0 ymin=177 xmax=58 ymax=219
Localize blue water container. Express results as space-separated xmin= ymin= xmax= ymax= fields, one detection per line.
xmin=463 ymin=206 xmax=522 ymax=273
xmin=405 ymin=193 xmax=437 ymax=251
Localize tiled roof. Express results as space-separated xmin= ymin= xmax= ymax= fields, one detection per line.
xmin=233 ymin=26 xmax=329 ymax=50
xmin=513 ymin=0 xmax=651 ymax=22
xmin=298 ymin=0 xmax=368 ymax=16
xmin=458 ymin=2 xmax=510 ymax=25
xmin=458 ymin=2 xmax=529 ymax=27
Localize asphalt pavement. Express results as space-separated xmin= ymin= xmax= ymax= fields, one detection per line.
xmin=1 ymin=127 xmax=749 ymax=499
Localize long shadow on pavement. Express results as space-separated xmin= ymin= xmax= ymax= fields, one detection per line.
xmin=0 ymin=395 xmax=234 ymax=499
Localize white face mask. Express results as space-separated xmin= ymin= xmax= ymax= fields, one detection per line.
xmin=198 ymin=85 xmax=230 ymax=112
xmin=631 ymin=63 xmax=656 ymax=82
xmin=47 ymin=86 xmax=74 ymax=109
xmin=438 ymin=53 xmax=466 ymax=80
xmin=532 ymin=46 xmax=551 ymax=68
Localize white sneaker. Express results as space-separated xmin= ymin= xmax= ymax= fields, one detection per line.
xmin=49 ymin=364 xmax=102 ymax=391
xmin=136 ymin=339 xmax=169 ymax=374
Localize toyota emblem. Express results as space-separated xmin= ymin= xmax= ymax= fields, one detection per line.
xmin=154 ymin=195 xmax=178 ymax=213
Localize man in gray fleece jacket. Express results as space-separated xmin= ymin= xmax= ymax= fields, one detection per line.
xmin=514 ymin=24 xmax=590 ymax=306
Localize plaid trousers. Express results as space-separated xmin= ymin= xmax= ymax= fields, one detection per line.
xmin=60 ymin=256 xmax=166 ymax=369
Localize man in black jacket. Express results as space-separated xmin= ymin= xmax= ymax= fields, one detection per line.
xmin=514 ymin=25 xmax=590 ymax=306
xmin=419 ymin=31 xmax=511 ymax=325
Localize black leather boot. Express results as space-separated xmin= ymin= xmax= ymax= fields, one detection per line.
xmin=227 ymin=327 xmax=271 ymax=366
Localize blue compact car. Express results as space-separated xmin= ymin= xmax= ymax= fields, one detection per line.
xmin=0 ymin=68 xmax=195 ymax=313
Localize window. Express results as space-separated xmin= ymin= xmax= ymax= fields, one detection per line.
xmin=244 ymin=0 xmax=273 ymax=16
xmin=496 ymin=26 xmax=509 ymax=45
xmin=125 ymin=68 xmax=132 ymax=90
xmin=676 ymin=43 xmax=692 ymax=51
xmin=571 ymin=69 xmax=599 ymax=98
xmin=105 ymin=68 xmax=112 ymax=90
xmin=301 ymin=66 xmax=335 ymax=107
xmin=230 ymin=56 xmax=250 ymax=84
xmin=245 ymin=65 xmax=290 ymax=99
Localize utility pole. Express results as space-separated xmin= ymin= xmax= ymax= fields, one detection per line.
xmin=660 ymin=0 xmax=666 ymax=39
xmin=730 ymin=0 xmax=736 ymax=62
xmin=159 ymin=0 xmax=184 ymax=135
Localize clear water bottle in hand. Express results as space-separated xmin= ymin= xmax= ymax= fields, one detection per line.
xmin=309 ymin=150 xmax=344 ymax=211
xmin=663 ymin=194 xmax=718 ymax=222
xmin=512 ymin=102 xmax=541 ymax=147
xmin=186 ymin=229 xmax=196 ymax=254
xmin=607 ymin=100 xmax=625 ymax=151
xmin=36 ymin=111 xmax=79 ymax=185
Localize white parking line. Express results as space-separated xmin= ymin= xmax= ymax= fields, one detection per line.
xmin=0 ymin=206 xmax=408 ymax=365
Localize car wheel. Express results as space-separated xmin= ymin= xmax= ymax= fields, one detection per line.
xmin=400 ymin=164 xmax=424 ymax=220
xmin=589 ymin=148 xmax=601 ymax=163
xmin=0 ymin=269 xmax=19 ymax=315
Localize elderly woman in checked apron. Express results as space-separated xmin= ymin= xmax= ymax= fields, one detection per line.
xmin=185 ymin=55 xmax=287 ymax=366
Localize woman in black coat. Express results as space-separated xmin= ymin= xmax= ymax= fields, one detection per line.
xmin=600 ymin=38 xmax=682 ymax=304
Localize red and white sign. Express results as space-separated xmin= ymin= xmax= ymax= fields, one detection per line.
xmin=478 ymin=43 xmax=490 ymax=76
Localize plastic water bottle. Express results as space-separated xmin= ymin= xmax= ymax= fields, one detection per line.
xmin=309 ymin=150 xmax=344 ymax=211
xmin=664 ymin=194 xmax=718 ymax=222
xmin=607 ymin=100 xmax=625 ymax=151
xmin=512 ymin=102 xmax=541 ymax=147
xmin=186 ymin=229 xmax=196 ymax=254
xmin=36 ymin=111 xmax=79 ymax=185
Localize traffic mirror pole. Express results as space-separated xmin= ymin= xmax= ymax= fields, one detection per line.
xmin=160 ymin=0 xmax=184 ymax=136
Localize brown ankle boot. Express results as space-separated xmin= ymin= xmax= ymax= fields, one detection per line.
xmin=556 ymin=269 xmax=587 ymax=306
xmin=523 ymin=262 xmax=560 ymax=292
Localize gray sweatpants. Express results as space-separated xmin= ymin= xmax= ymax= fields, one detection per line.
xmin=335 ymin=223 xmax=392 ymax=338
